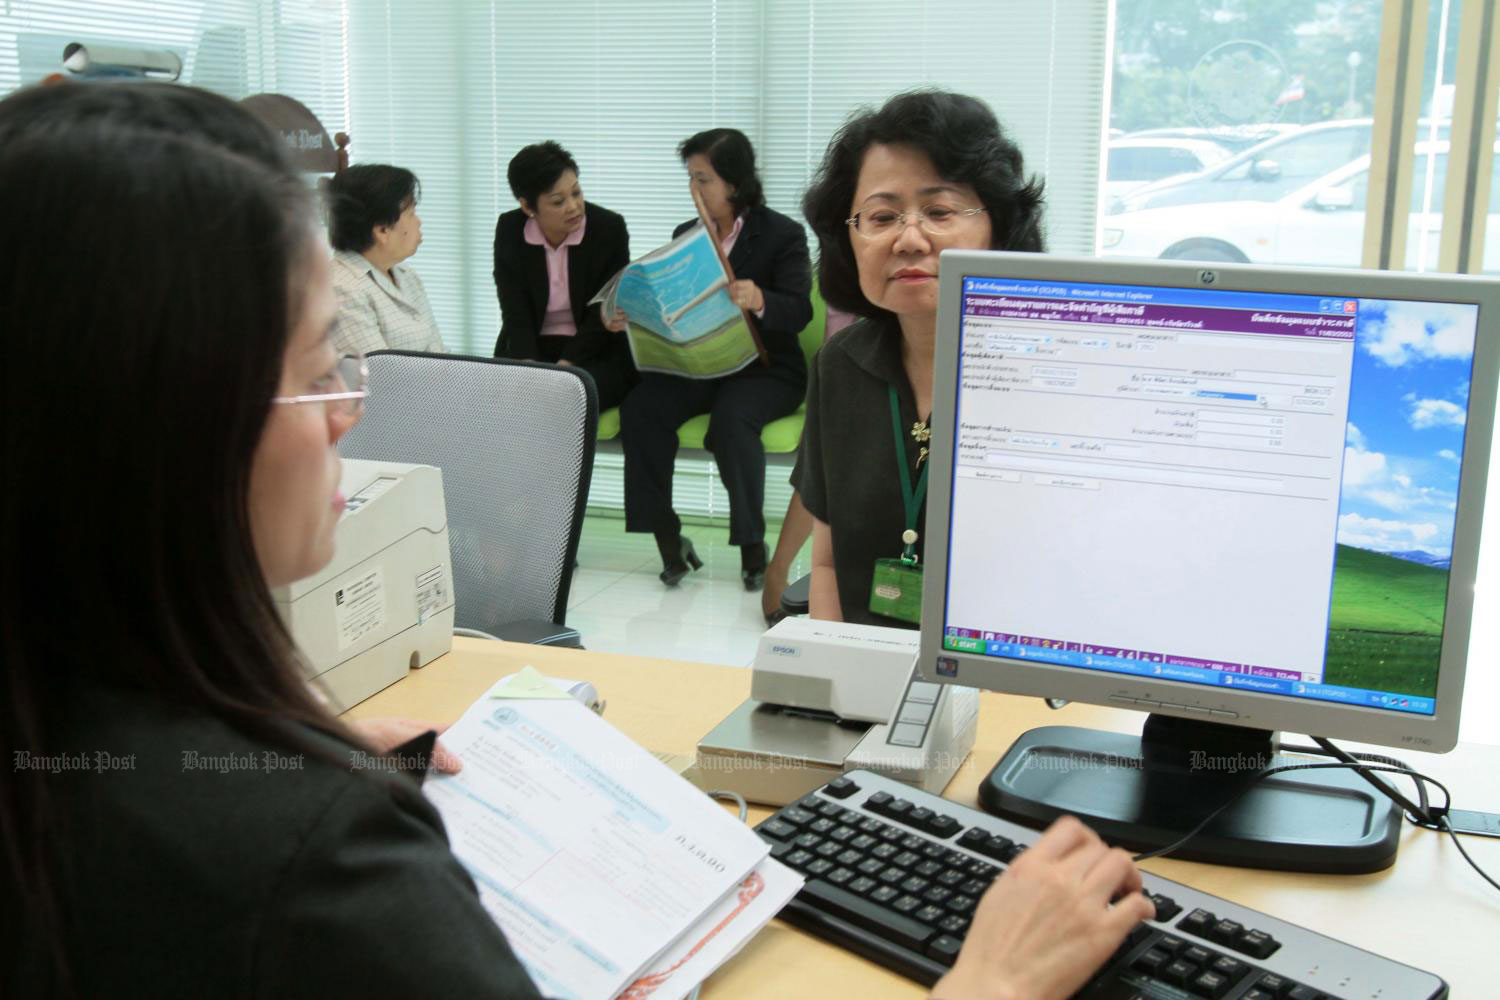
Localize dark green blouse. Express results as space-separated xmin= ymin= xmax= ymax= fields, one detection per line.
xmin=795 ymin=317 xmax=927 ymax=629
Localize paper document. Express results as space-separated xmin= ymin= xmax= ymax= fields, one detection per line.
xmin=619 ymin=856 xmax=802 ymax=1000
xmin=591 ymin=194 xmax=766 ymax=379
xmin=426 ymin=683 xmax=772 ymax=1000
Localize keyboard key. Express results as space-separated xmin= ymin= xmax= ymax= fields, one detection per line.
xmin=900 ymin=875 xmax=930 ymax=895
xmin=829 ymin=825 xmax=857 ymax=843
xmin=857 ymin=817 xmax=887 ymax=836
xmin=921 ymin=842 xmax=948 ymax=860
xmin=927 ymin=814 xmax=962 ymax=838
xmin=794 ymin=832 xmax=822 ymax=850
xmin=1208 ymin=919 xmax=1244 ymax=946
xmin=914 ymin=904 xmax=945 ymax=925
xmin=865 ymin=790 xmax=892 ymax=811
xmin=839 ymin=808 xmax=864 ymax=825
xmin=872 ymin=843 xmax=898 ymax=861
xmin=892 ymin=851 xmax=922 ymax=869
xmin=1191 ymin=969 xmax=1231 ymax=998
xmin=1286 ymin=987 xmax=1320 ymax=1000
xmin=759 ymin=818 xmax=797 ymax=840
xmin=767 ymin=841 xmax=791 ymax=860
xmin=885 ymin=798 xmax=914 ymax=820
xmin=1237 ymin=929 xmax=1281 ymax=959
xmin=848 ymin=875 xmax=878 ymax=896
xmin=1133 ymin=948 xmax=1170 ymax=975
xmin=1179 ymin=908 xmax=1216 ymax=937
xmin=1182 ymin=944 xmax=1213 ymax=966
xmin=942 ymin=849 xmax=970 ymax=869
xmin=1148 ymin=892 xmax=1182 ymax=922
xmin=899 ymin=834 xmax=927 ymax=852
xmin=851 ymin=834 xmax=878 ymax=851
xmin=891 ymin=894 xmax=922 ymax=915
xmin=977 ymin=835 xmax=1015 ymax=862
xmin=799 ymin=880 xmax=933 ymax=952
xmin=781 ymin=806 xmax=816 ymax=826
xmin=877 ymin=825 xmax=906 ymax=844
xmin=908 ymin=806 xmax=935 ymax=826
xmin=1210 ymin=955 xmax=1247 ymax=981
xmin=815 ymin=800 xmax=843 ymax=818
xmin=869 ymin=885 xmax=898 ymax=905
xmin=965 ymin=860 xmax=999 ymax=880
xmin=1254 ymin=972 xmax=1292 ymax=995
xmin=914 ymin=860 xmax=943 ymax=878
xmin=827 ymin=867 xmax=855 ymax=886
xmin=922 ymin=886 xmax=953 ymax=905
xmin=959 ymin=878 xmax=989 ymax=896
xmin=806 ymin=859 xmax=834 ymax=876
xmin=1242 ymin=990 xmax=1276 ymax=1000
xmin=938 ymin=914 xmax=969 ymax=935
xmin=1155 ymin=933 xmax=1186 ymax=955
xmin=856 ymin=858 xmax=886 ymax=877
xmin=877 ymin=867 xmax=905 ymax=885
xmin=927 ymin=934 xmax=964 ymax=966
xmin=815 ymin=842 xmax=841 ymax=858
xmin=937 ymin=869 xmax=966 ymax=888
xmin=810 ymin=818 xmax=836 ymax=835
xmin=824 ymin=776 xmax=858 ymax=798
xmin=957 ymin=827 xmax=990 ymax=850
xmin=1163 ymin=959 xmax=1196 ymax=986
xmin=837 ymin=848 xmax=863 ymax=867
xmin=945 ymin=894 xmax=976 ymax=914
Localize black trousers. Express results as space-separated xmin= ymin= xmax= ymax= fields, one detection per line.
xmin=537 ymin=335 xmax=637 ymax=412
xmin=620 ymin=368 xmax=804 ymax=546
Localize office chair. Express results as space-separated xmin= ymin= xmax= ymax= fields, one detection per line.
xmin=340 ymin=350 xmax=596 ymax=647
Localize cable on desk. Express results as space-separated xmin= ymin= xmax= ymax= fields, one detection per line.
xmin=705 ymin=788 xmax=749 ymax=824
xmin=1130 ymin=752 xmax=1498 ymax=897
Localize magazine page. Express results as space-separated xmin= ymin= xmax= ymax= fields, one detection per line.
xmin=590 ymin=194 xmax=766 ymax=379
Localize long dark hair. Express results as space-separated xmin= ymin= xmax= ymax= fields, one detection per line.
xmin=802 ymin=89 xmax=1046 ymax=321
xmin=0 ymin=82 xmax=369 ymax=986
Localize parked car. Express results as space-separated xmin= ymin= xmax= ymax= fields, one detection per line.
xmin=1111 ymin=118 xmax=1453 ymax=216
xmin=1123 ymin=123 xmax=1298 ymax=156
xmin=1101 ymin=139 xmax=1497 ymax=271
xmin=1105 ymin=137 xmax=1231 ymax=203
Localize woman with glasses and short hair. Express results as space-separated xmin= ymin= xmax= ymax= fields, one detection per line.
xmin=620 ymin=128 xmax=813 ymax=589
xmin=795 ymin=90 xmax=1046 ymax=629
xmin=325 ymin=163 xmax=447 ymax=356
xmin=492 ymin=141 xmax=636 ymax=410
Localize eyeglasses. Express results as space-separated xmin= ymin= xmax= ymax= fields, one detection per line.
xmin=272 ymin=354 xmax=366 ymax=417
xmin=845 ymin=204 xmax=988 ymax=240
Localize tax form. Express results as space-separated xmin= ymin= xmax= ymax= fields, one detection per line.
xmin=426 ymin=672 xmax=771 ymax=1000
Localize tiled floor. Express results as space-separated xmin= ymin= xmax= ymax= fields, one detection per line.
xmin=568 ymin=513 xmax=810 ymax=667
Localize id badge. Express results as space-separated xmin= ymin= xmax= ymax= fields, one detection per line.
xmin=869 ymin=558 xmax=924 ymax=623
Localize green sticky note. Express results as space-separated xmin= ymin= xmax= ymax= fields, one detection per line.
xmin=869 ymin=558 xmax=924 ymax=624
xmin=488 ymin=665 xmax=574 ymax=700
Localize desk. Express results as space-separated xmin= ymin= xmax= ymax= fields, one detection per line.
xmin=347 ymin=638 xmax=1500 ymax=998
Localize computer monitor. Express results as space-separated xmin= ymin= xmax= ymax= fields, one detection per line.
xmin=919 ymin=251 xmax=1499 ymax=873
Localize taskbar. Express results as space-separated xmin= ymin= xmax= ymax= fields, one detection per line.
xmin=941 ymin=634 xmax=1435 ymax=716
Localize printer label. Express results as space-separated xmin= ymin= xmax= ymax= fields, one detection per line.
xmin=415 ymin=565 xmax=448 ymax=623
xmin=334 ymin=567 xmax=386 ymax=650
xmin=768 ymin=644 xmax=801 ymax=657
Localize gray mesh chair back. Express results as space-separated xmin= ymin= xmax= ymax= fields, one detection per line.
xmin=339 ymin=351 xmax=596 ymax=644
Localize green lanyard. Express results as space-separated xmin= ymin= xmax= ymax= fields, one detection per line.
xmin=888 ymin=385 xmax=928 ymax=564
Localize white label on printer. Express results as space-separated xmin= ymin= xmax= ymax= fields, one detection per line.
xmin=415 ymin=565 xmax=448 ymax=623
xmin=343 ymin=476 xmax=398 ymax=516
xmin=334 ymin=567 xmax=386 ymax=650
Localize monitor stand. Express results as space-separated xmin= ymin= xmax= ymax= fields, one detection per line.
xmin=978 ymin=714 xmax=1402 ymax=874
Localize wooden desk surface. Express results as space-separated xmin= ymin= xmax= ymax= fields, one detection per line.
xmin=347 ymin=638 xmax=1500 ymax=998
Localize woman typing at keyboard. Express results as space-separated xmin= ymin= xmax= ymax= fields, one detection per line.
xmin=0 ymin=82 xmax=1151 ymax=1000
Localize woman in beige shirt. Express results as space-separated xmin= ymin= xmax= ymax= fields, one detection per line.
xmin=325 ymin=164 xmax=447 ymax=355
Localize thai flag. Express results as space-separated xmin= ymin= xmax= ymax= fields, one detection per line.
xmin=1275 ymin=75 xmax=1306 ymax=106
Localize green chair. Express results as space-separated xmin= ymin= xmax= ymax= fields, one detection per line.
xmin=597 ymin=278 xmax=825 ymax=449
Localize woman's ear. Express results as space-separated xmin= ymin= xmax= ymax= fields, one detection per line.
xmin=518 ymin=198 xmax=533 ymax=218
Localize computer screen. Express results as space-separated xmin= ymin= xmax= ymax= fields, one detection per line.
xmin=917 ymin=252 xmax=1498 ymax=869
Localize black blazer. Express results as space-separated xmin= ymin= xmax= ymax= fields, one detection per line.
xmin=5 ymin=679 xmax=544 ymax=998
xmin=493 ymin=201 xmax=630 ymax=364
xmin=672 ymin=203 xmax=813 ymax=385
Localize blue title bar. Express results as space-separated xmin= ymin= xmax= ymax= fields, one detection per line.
xmin=962 ymin=276 xmax=1357 ymax=318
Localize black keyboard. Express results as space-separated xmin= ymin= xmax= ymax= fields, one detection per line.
xmin=756 ymin=770 xmax=1446 ymax=999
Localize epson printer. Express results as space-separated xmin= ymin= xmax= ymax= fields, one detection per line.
xmin=692 ymin=617 xmax=978 ymax=805
xmin=273 ymin=458 xmax=455 ymax=710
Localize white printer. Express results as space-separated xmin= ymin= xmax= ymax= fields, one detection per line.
xmin=273 ymin=458 xmax=455 ymax=710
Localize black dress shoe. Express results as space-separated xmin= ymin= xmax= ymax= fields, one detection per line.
xmin=656 ymin=534 xmax=703 ymax=587
xmin=741 ymin=542 xmax=768 ymax=592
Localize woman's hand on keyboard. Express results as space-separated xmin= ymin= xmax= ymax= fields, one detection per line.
xmin=930 ymin=815 xmax=1155 ymax=1000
